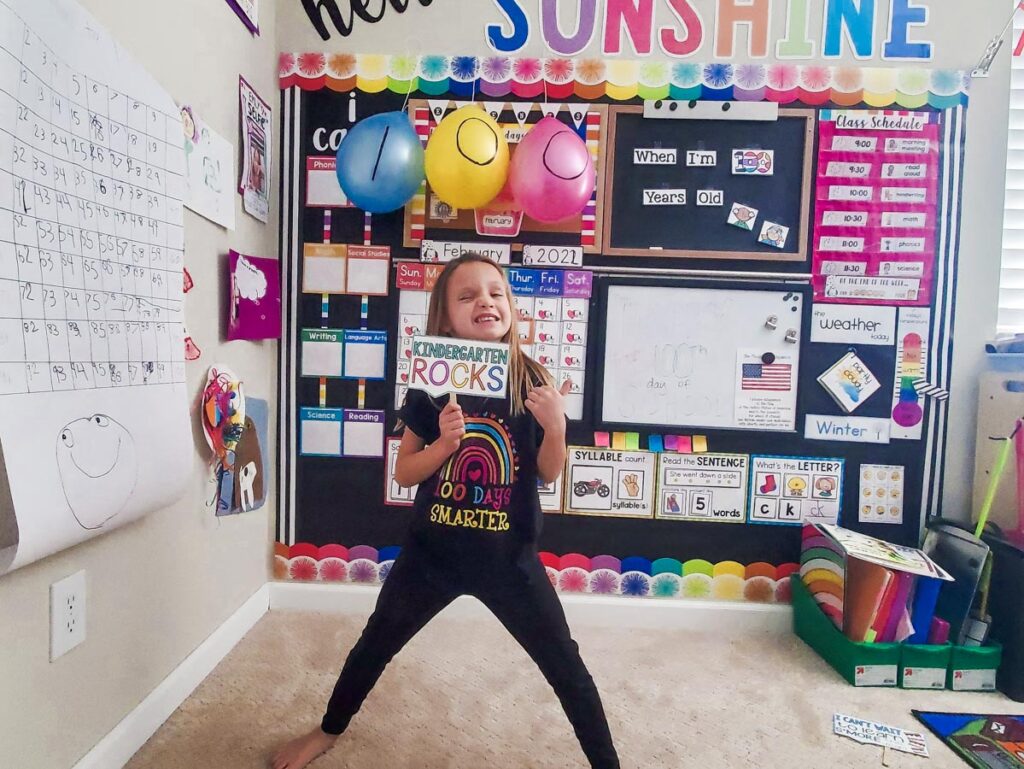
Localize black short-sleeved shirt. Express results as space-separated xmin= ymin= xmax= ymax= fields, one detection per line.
xmin=397 ymin=388 xmax=544 ymax=560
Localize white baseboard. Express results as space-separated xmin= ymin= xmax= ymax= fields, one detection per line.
xmin=73 ymin=584 xmax=270 ymax=769
xmin=269 ymin=581 xmax=793 ymax=634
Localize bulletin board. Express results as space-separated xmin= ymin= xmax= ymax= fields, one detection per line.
xmin=602 ymin=106 xmax=814 ymax=261
xmin=276 ymin=54 xmax=968 ymax=600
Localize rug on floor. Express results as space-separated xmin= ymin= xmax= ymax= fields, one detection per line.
xmin=913 ymin=711 xmax=1024 ymax=769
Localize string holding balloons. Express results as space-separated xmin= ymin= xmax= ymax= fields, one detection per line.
xmin=200 ymin=365 xmax=246 ymax=511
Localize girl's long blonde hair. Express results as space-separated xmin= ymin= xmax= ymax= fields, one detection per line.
xmin=426 ymin=252 xmax=552 ymax=415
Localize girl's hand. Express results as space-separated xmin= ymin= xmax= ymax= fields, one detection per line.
xmin=525 ymin=380 xmax=572 ymax=435
xmin=436 ymin=398 xmax=465 ymax=456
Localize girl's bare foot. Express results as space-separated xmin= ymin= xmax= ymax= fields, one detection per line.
xmin=271 ymin=726 xmax=338 ymax=769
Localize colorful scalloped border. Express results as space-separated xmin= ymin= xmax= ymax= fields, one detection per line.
xmin=278 ymin=53 xmax=968 ymax=109
xmin=273 ymin=542 xmax=799 ymax=604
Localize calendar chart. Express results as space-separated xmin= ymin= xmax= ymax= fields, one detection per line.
xmin=0 ymin=0 xmax=191 ymax=574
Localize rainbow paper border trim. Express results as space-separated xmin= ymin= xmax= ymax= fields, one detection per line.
xmin=274 ymin=542 xmax=799 ymax=604
xmin=278 ymin=53 xmax=968 ymax=109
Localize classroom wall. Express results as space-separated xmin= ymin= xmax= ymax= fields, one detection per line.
xmin=0 ymin=1 xmax=279 ymax=767
xmin=277 ymin=0 xmax=1012 ymax=521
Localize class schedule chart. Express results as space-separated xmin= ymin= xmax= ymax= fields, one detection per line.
xmin=0 ymin=1 xmax=186 ymax=395
xmin=812 ymin=110 xmax=940 ymax=306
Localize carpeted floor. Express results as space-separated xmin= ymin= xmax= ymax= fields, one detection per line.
xmin=126 ymin=605 xmax=1023 ymax=768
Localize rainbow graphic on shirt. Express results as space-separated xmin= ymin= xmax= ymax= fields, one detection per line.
xmin=441 ymin=416 xmax=517 ymax=487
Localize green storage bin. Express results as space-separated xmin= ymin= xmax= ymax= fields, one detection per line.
xmin=948 ymin=641 xmax=1003 ymax=691
xmin=791 ymin=575 xmax=900 ymax=687
xmin=899 ymin=643 xmax=951 ymax=690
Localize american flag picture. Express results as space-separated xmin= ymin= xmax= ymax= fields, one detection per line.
xmin=742 ymin=363 xmax=792 ymax=391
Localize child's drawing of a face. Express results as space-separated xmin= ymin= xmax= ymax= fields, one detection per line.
xmin=734 ymin=206 xmax=755 ymax=223
xmin=180 ymin=107 xmax=197 ymax=143
xmin=767 ymin=226 xmax=784 ymax=242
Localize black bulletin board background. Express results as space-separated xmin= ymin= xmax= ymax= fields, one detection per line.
xmin=287 ymin=87 xmax=944 ymax=566
xmin=604 ymin=107 xmax=813 ymax=259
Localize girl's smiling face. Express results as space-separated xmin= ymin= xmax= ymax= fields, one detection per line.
xmin=442 ymin=260 xmax=512 ymax=342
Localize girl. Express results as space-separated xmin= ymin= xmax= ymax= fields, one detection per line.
xmin=273 ymin=253 xmax=619 ymax=769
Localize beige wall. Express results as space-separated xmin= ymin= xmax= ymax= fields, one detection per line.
xmin=0 ymin=1 xmax=279 ymax=767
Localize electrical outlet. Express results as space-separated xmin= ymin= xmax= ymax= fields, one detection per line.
xmin=50 ymin=570 xmax=86 ymax=661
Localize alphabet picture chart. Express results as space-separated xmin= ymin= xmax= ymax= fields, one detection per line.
xmin=0 ymin=0 xmax=190 ymax=574
xmin=812 ymin=110 xmax=939 ymax=306
xmin=748 ymin=456 xmax=843 ymax=526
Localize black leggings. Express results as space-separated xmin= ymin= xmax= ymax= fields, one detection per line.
xmin=321 ymin=543 xmax=620 ymax=769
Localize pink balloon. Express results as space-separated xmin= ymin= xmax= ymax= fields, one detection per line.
xmin=508 ymin=117 xmax=595 ymax=223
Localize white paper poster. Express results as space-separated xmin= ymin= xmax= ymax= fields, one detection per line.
xmin=734 ymin=350 xmax=797 ymax=431
xmin=181 ymin=103 xmax=235 ymax=229
xmin=0 ymin=0 xmax=191 ymax=574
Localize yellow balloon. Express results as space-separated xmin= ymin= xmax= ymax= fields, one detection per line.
xmin=424 ymin=105 xmax=509 ymax=209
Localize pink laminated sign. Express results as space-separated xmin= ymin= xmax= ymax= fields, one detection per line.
xmin=812 ymin=110 xmax=940 ymax=307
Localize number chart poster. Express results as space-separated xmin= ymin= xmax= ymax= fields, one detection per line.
xmin=0 ymin=0 xmax=191 ymax=574
xmin=812 ymin=110 xmax=940 ymax=307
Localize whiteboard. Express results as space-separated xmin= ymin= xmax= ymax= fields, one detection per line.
xmin=0 ymin=0 xmax=191 ymax=574
xmin=601 ymin=285 xmax=802 ymax=430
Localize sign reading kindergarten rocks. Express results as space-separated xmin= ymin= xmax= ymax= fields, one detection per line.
xmin=409 ymin=336 xmax=510 ymax=399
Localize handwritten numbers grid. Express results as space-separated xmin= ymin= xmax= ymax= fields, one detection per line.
xmin=0 ymin=0 xmax=186 ymax=396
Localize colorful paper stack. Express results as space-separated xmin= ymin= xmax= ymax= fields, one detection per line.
xmin=800 ymin=524 xmax=953 ymax=644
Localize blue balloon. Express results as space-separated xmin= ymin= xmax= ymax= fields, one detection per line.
xmin=335 ymin=111 xmax=424 ymax=214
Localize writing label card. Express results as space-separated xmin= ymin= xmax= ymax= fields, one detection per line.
xmin=656 ymin=453 xmax=749 ymax=523
xmin=343 ymin=409 xmax=384 ymax=458
xmin=564 ymin=447 xmax=656 ymax=518
xmin=633 ymin=147 xmax=677 ymax=164
xmin=345 ymin=245 xmax=391 ymax=296
xmin=804 ymin=415 xmax=891 ymax=444
xmin=817 ymin=352 xmax=880 ymax=413
xmin=643 ymin=189 xmax=686 ymax=206
xmin=732 ymin=149 xmax=774 ymax=175
xmin=810 ymin=304 xmax=896 ymax=345
xmin=301 ymin=329 xmax=343 ymax=377
xmin=342 ymin=329 xmax=387 ymax=380
xmin=385 ymin=437 xmax=416 ymax=506
xmin=749 ymin=456 xmax=844 ymax=526
xmin=538 ymin=472 xmax=564 ymax=513
xmin=300 ymin=407 xmax=343 ymax=456
xmin=695 ymin=189 xmax=725 ymax=206
xmin=300 ymin=244 xmax=348 ymax=295
xmin=420 ymin=239 xmax=510 ymax=265
xmin=306 ymin=156 xmax=348 ymax=207
xmin=859 ymin=464 xmax=904 ymax=524
xmin=686 ymin=150 xmax=717 ymax=167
